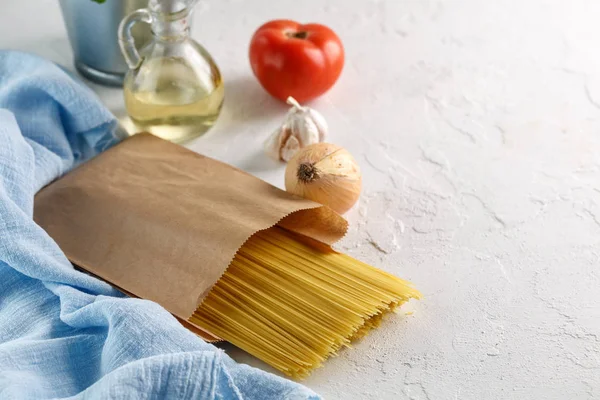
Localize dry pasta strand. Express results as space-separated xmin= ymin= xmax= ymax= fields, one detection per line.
xmin=191 ymin=226 xmax=421 ymax=379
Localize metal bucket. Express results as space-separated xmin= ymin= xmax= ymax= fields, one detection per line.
xmin=59 ymin=0 xmax=150 ymax=86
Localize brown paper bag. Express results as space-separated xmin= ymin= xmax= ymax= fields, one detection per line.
xmin=34 ymin=133 xmax=348 ymax=341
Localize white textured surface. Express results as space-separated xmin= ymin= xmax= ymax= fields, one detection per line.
xmin=2 ymin=1 xmax=600 ymax=399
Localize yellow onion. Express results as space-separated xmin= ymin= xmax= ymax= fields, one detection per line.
xmin=285 ymin=143 xmax=362 ymax=214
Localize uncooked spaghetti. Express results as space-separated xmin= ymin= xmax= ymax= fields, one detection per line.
xmin=190 ymin=226 xmax=420 ymax=378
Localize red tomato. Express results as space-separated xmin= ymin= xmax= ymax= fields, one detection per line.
xmin=249 ymin=20 xmax=344 ymax=103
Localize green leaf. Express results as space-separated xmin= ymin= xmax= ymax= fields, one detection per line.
xmin=92 ymin=0 xmax=106 ymax=3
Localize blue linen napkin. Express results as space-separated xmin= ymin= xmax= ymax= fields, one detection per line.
xmin=0 ymin=51 xmax=320 ymax=400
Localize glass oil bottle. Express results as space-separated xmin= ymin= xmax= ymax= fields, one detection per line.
xmin=119 ymin=0 xmax=223 ymax=143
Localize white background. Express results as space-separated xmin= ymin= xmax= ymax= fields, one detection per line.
xmin=2 ymin=1 xmax=600 ymax=399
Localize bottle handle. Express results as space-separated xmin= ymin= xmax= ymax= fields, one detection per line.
xmin=118 ymin=8 xmax=152 ymax=70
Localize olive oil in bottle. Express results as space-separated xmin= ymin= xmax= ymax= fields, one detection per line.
xmin=124 ymin=56 xmax=224 ymax=143
xmin=119 ymin=0 xmax=224 ymax=143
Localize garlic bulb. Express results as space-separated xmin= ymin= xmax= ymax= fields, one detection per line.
xmin=265 ymin=97 xmax=328 ymax=162
xmin=285 ymin=143 xmax=362 ymax=214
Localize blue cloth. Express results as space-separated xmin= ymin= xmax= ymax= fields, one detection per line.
xmin=0 ymin=51 xmax=319 ymax=400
